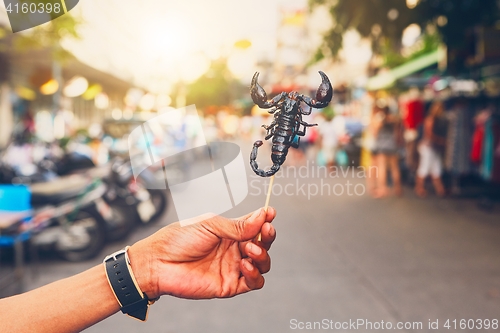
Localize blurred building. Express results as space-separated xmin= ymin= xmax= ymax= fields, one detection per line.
xmin=1 ymin=45 xmax=134 ymax=145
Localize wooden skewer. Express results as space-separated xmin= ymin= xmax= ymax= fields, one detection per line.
xmin=257 ymin=175 xmax=275 ymax=242
xmin=264 ymin=174 xmax=275 ymax=211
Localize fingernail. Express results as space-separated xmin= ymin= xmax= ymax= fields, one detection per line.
xmin=268 ymin=225 xmax=275 ymax=237
xmin=243 ymin=259 xmax=253 ymax=271
xmin=248 ymin=243 xmax=262 ymax=256
xmin=250 ymin=208 xmax=262 ymax=220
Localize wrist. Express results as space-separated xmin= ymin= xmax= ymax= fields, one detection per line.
xmin=128 ymin=239 xmax=159 ymax=300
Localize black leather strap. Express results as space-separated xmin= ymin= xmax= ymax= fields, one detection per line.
xmin=104 ymin=248 xmax=149 ymax=321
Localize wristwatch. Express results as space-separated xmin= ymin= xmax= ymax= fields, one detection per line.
xmin=103 ymin=246 xmax=158 ymax=321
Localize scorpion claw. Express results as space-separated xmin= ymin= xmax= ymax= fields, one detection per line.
xmin=316 ymin=71 xmax=333 ymax=104
xmin=251 ymin=72 xmax=259 ymax=88
xmin=250 ymin=72 xmax=269 ymax=108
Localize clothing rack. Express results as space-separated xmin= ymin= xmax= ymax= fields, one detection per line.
xmin=444 ymin=96 xmax=500 ymax=206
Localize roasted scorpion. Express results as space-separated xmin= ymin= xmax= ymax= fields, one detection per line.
xmin=250 ymin=71 xmax=333 ymax=177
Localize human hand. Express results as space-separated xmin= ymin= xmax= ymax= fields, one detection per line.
xmin=128 ymin=207 xmax=277 ymax=300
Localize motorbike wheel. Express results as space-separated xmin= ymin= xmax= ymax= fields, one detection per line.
xmin=137 ymin=190 xmax=167 ymax=226
xmin=56 ymin=206 xmax=107 ymax=262
xmin=106 ymin=204 xmax=136 ymax=242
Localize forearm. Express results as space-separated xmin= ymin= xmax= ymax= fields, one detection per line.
xmin=0 ymin=209 xmax=276 ymax=332
xmin=0 ymin=264 xmax=120 ymax=333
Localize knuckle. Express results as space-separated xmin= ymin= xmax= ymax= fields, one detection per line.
xmin=233 ymin=219 xmax=246 ymax=239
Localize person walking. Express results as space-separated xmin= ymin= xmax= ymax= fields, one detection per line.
xmin=415 ymin=101 xmax=448 ymax=197
xmin=370 ymin=104 xmax=402 ymax=197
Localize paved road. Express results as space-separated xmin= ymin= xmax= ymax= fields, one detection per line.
xmin=3 ymin=147 xmax=500 ymax=333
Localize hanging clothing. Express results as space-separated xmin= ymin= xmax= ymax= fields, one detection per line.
xmin=445 ymin=106 xmax=473 ymax=174
xmin=491 ymin=120 xmax=500 ymax=183
xmin=403 ymin=99 xmax=424 ymax=130
xmin=481 ymin=118 xmax=494 ymax=180
xmin=471 ymin=110 xmax=492 ymax=164
xmin=470 ymin=123 xmax=485 ymax=164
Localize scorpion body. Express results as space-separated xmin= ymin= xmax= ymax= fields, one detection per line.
xmin=250 ymin=71 xmax=333 ymax=177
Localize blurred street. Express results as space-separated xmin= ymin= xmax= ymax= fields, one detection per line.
xmin=6 ymin=142 xmax=499 ymax=333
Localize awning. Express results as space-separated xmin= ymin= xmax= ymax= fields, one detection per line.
xmin=366 ymin=48 xmax=446 ymax=91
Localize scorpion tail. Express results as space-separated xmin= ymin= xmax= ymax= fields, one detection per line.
xmin=250 ymin=140 xmax=280 ymax=177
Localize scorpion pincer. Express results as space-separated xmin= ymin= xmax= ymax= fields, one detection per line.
xmin=249 ymin=71 xmax=333 ymax=177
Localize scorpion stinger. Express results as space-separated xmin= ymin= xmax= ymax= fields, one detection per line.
xmin=249 ymin=71 xmax=333 ymax=177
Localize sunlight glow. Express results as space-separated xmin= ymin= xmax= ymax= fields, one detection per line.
xmin=227 ymin=50 xmax=256 ymax=79
xmin=402 ymin=24 xmax=422 ymax=47
xmin=406 ymin=0 xmax=419 ymax=9
xmin=40 ymin=79 xmax=59 ymax=95
xmin=63 ymin=76 xmax=89 ymax=98
xmin=141 ymin=13 xmax=195 ymax=62
xmin=178 ymin=54 xmax=211 ymax=83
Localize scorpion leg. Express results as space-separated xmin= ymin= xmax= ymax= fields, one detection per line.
xmin=262 ymin=120 xmax=277 ymax=139
xmin=262 ymin=118 xmax=277 ymax=131
xmin=294 ymin=118 xmax=305 ymax=136
xmin=250 ymin=140 xmax=280 ymax=177
xmin=296 ymin=124 xmax=306 ymax=136
xmin=297 ymin=113 xmax=318 ymax=128
xmin=299 ymin=104 xmax=313 ymax=115
xmin=300 ymin=71 xmax=333 ymax=109
xmin=251 ymin=72 xmax=286 ymax=109
xmin=298 ymin=119 xmax=318 ymax=127
xmin=294 ymin=115 xmax=313 ymax=140
xmin=265 ymin=127 xmax=276 ymax=140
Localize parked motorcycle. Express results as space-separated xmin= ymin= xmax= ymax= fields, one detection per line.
xmin=0 ymin=164 xmax=109 ymax=262
xmin=56 ymin=153 xmax=168 ymax=238
xmin=29 ymin=176 xmax=108 ymax=261
xmin=104 ymin=157 xmax=168 ymax=227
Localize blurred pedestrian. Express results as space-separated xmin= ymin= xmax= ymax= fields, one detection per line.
xmin=414 ymin=101 xmax=448 ymax=197
xmin=370 ymin=103 xmax=402 ymax=197
xmin=318 ymin=109 xmax=338 ymax=168
xmin=401 ymin=88 xmax=425 ymax=178
xmin=295 ymin=108 xmax=317 ymax=163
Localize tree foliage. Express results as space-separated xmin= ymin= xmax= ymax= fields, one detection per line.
xmin=12 ymin=13 xmax=81 ymax=61
xmin=0 ymin=1 xmax=81 ymax=62
xmin=184 ymin=59 xmax=246 ymax=109
xmin=310 ymin=0 xmax=500 ymax=63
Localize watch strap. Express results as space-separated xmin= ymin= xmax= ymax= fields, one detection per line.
xmin=104 ymin=247 xmax=150 ymax=321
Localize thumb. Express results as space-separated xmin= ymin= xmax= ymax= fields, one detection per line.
xmin=203 ymin=208 xmax=265 ymax=241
